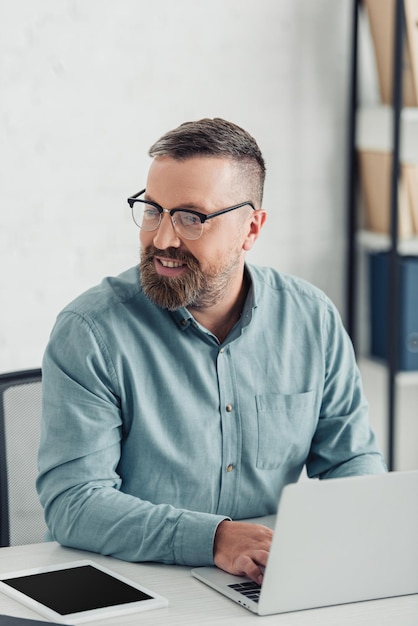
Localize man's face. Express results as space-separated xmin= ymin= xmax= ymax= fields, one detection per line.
xmin=139 ymin=156 xmax=254 ymax=311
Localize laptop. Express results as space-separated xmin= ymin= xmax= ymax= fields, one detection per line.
xmin=191 ymin=470 xmax=418 ymax=615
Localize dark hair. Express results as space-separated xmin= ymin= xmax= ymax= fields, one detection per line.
xmin=148 ymin=118 xmax=266 ymax=205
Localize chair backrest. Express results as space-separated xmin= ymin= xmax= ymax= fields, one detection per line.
xmin=0 ymin=368 xmax=47 ymax=546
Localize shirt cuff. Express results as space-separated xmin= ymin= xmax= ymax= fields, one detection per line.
xmin=173 ymin=510 xmax=231 ymax=566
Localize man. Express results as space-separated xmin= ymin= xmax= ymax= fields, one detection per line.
xmin=37 ymin=118 xmax=386 ymax=586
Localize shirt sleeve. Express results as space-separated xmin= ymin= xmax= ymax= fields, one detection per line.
xmin=306 ymin=300 xmax=387 ymax=479
xmin=37 ymin=310 xmax=228 ymax=565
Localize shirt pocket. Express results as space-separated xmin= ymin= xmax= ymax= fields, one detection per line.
xmin=255 ymin=390 xmax=316 ymax=470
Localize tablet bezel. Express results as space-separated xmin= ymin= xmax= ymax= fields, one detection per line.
xmin=0 ymin=559 xmax=168 ymax=624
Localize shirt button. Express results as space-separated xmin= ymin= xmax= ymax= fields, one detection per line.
xmin=181 ymin=319 xmax=188 ymax=326
xmin=220 ymin=348 xmax=225 ymax=353
xmin=227 ymin=464 xmax=234 ymax=472
xmin=226 ymin=404 xmax=233 ymax=412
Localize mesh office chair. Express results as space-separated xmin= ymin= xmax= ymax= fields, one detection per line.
xmin=0 ymin=368 xmax=47 ymax=546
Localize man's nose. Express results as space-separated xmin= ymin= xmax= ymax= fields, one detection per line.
xmin=153 ymin=212 xmax=181 ymax=249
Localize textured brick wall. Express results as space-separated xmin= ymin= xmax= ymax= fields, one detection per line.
xmin=1 ymin=0 xmax=352 ymax=372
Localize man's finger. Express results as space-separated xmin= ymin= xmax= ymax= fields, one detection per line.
xmin=235 ymin=550 xmax=270 ymax=584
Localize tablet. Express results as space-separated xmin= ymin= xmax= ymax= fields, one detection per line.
xmin=0 ymin=560 xmax=168 ymax=624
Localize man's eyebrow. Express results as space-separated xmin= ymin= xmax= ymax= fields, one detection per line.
xmin=143 ymin=191 xmax=157 ymax=203
xmin=144 ymin=193 xmax=208 ymax=213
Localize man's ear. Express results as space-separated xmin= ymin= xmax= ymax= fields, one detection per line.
xmin=243 ymin=210 xmax=267 ymax=252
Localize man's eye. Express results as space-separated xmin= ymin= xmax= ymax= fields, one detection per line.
xmin=179 ymin=212 xmax=200 ymax=226
xmin=144 ymin=206 xmax=159 ymax=220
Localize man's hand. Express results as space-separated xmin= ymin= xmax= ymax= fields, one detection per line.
xmin=213 ymin=520 xmax=273 ymax=585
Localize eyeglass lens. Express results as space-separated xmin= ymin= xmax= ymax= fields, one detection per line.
xmin=132 ymin=202 xmax=203 ymax=240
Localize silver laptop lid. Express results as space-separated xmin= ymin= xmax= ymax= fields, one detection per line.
xmin=258 ymin=470 xmax=418 ymax=615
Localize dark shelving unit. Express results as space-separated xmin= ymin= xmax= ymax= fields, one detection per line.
xmin=346 ymin=0 xmax=406 ymax=471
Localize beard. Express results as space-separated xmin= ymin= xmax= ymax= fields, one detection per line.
xmin=140 ymin=244 xmax=242 ymax=311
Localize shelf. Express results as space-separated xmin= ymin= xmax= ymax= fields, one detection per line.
xmin=357 ymin=230 xmax=418 ymax=254
xmin=358 ymin=358 xmax=418 ymax=471
xmin=348 ymin=1 xmax=418 ymax=470
xmin=356 ymin=105 xmax=418 ymax=162
xmin=358 ymin=357 xmax=418 ymax=387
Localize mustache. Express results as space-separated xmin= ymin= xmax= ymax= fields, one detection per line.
xmin=144 ymin=245 xmax=199 ymax=267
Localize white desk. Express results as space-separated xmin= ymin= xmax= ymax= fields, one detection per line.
xmin=0 ymin=542 xmax=417 ymax=626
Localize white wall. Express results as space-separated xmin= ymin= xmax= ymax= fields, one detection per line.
xmin=0 ymin=0 xmax=352 ymax=372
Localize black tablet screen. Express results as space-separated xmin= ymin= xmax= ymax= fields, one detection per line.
xmin=3 ymin=565 xmax=152 ymax=616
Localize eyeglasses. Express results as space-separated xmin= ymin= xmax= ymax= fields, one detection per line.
xmin=127 ymin=189 xmax=255 ymax=241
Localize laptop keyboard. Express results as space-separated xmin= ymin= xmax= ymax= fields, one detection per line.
xmin=228 ymin=581 xmax=261 ymax=603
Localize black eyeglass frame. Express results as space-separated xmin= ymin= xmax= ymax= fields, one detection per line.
xmin=127 ymin=189 xmax=256 ymax=233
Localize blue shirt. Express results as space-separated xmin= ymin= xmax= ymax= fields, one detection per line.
xmin=37 ymin=264 xmax=386 ymax=565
